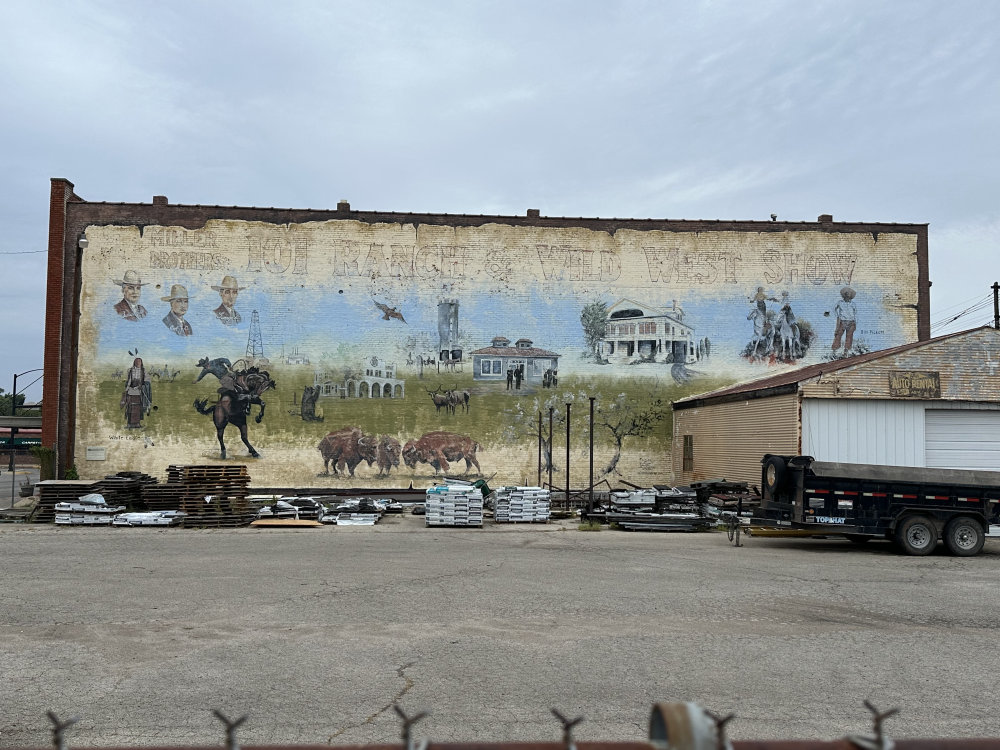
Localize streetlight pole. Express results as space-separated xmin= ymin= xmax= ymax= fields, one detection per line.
xmin=9 ymin=368 xmax=42 ymax=508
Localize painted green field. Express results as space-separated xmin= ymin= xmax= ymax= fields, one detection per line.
xmin=92 ymin=363 xmax=730 ymax=484
xmin=98 ymin=366 xmax=724 ymax=444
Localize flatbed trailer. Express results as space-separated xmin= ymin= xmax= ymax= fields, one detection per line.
xmin=753 ymin=454 xmax=1000 ymax=555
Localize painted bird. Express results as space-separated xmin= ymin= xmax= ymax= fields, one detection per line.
xmin=374 ymin=301 xmax=406 ymax=323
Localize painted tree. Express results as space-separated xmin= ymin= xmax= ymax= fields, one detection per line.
xmin=501 ymin=390 xmax=591 ymax=475
xmin=579 ymin=300 xmax=609 ymax=357
xmin=595 ymin=392 xmax=667 ymax=476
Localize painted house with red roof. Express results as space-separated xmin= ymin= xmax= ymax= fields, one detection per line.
xmin=470 ymin=336 xmax=560 ymax=383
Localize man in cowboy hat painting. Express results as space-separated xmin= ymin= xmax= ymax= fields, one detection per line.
xmin=112 ymin=270 xmax=148 ymax=321
xmin=161 ymin=284 xmax=193 ymax=336
xmin=211 ymin=275 xmax=245 ymax=325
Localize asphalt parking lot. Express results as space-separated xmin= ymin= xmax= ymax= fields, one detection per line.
xmin=2 ymin=516 xmax=998 ymax=747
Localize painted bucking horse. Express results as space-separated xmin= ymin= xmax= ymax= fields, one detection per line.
xmin=193 ymin=367 xmax=276 ymax=458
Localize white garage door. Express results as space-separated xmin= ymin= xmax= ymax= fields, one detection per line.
xmin=925 ymin=409 xmax=1000 ymax=470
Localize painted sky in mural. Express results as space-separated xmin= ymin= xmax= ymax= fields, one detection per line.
xmin=85 ymin=220 xmax=918 ymax=367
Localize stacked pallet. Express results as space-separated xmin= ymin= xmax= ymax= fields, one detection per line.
xmin=97 ymin=471 xmax=159 ymax=510
xmin=32 ymin=481 xmax=101 ymax=523
xmin=493 ymin=486 xmax=551 ymax=523
xmin=33 ymin=466 xmax=253 ymax=528
xmin=425 ymin=484 xmax=484 ymax=527
xmin=166 ymin=465 xmax=254 ymax=529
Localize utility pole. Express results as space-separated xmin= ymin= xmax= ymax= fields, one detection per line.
xmin=993 ymin=282 xmax=999 ymax=330
xmin=565 ymin=402 xmax=571 ymax=507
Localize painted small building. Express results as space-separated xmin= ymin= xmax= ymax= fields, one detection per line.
xmin=598 ymin=298 xmax=695 ymax=364
xmin=470 ymin=336 xmax=560 ymax=382
xmin=314 ymin=356 xmax=405 ymax=399
xmin=672 ymin=326 xmax=1000 ymax=486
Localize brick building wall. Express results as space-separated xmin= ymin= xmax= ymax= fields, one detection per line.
xmin=45 ymin=180 xmax=929 ymax=487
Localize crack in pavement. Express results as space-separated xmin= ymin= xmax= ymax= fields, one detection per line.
xmin=326 ymin=660 xmax=418 ymax=744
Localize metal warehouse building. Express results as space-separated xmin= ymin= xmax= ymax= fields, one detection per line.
xmin=671 ymin=326 xmax=1000 ymax=487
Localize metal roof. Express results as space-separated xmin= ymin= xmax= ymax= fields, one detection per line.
xmin=672 ymin=326 xmax=998 ymax=409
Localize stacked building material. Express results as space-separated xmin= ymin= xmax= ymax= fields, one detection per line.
xmin=424 ymin=484 xmax=483 ymax=527
xmin=54 ymin=493 xmax=126 ymax=525
xmin=112 ymin=510 xmax=187 ymax=526
xmin=34 ymin=466 xmax=252 ymax=527
xmin=32 ymin=480 xmax=101 ymax=523
xmin=165 ymin=465 xmax=253 ymax=528
xmin=97 ymin=471 xmax=159 ymax=510
xmin=493 ymin=486 xmax=550 ymax=523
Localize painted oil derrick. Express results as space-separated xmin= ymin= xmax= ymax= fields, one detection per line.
xmin=246 ymin=310 xmax=264 ymax=360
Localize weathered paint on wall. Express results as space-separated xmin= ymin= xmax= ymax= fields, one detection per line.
xmin=799 ymin=327 xmax=1000 ymax=402
xmin=73 ymin=219 xmax=920 ymax=487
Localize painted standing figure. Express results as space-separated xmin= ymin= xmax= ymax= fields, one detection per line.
xmin=120 ymin=357 xmax=151 ymax=428
xmin=832 ymin=286 xmax=857 ymax=353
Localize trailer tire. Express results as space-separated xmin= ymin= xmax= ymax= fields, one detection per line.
xmin=895 ymin=515 xmax=937 ymax=556
xmin=763 ymin=456 xmax=786 ymax=496
xmin=943 ymin=516 xmax=984 ymax=556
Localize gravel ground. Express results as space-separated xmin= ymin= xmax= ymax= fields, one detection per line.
xmin=1 ymin=516 xmax=998 ymax=746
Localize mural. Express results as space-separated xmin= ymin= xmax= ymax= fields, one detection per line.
xmin=73 ymin=220 xmax=920 ymax=487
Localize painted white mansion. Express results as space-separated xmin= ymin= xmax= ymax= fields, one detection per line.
xmin=596 ymin=298 xmax=696 ymax=364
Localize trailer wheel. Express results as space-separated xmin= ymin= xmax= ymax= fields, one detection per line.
xmin=895 ymin=515 xmax=937 ymax=556
xmin=943 ymin=516 xmax=984 ymax=556
xmin=763 ymin=456 xmax=786 ymax=495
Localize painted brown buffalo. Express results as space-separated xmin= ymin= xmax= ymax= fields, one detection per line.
xmin=376 ymin=436 xmax=402 ymax=476
xmin=317 ymin=427 xmax=377 ymax=476
xmin=402 ymin=431 xmax=481 ymax=474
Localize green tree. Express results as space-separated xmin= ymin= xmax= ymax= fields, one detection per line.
xmin=0 ymin=388 xmax=26 ymax=416
xmin=579 ymin=301 xmax=608 ymax=356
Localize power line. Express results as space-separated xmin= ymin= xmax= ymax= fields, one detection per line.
xmin=931 ymin=292 xmax=990 ymax=317
xmin=931 ymin=298 xmax=993 ymax=331
xmin=0 ymin=250 xmax=45 ymax=255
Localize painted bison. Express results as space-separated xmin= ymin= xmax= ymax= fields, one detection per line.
xmin=376 ymin=436 xmax=402 ymax=477
xmin=317 ymin=427 xmax=377 ymax=477
xmin=402 ymin=431 xmax=481 ymax=474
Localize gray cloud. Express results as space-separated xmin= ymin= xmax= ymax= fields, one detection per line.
xmin=2 ymin=0 xmax=999 ymax=389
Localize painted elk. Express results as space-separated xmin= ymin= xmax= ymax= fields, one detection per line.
xmin=425 ymin=385 xmax=453 ymax=414
xmin=446 ymin=384 xmax=471 ymax=414
xmin=402 ymin=431 xmax=482 ymax=474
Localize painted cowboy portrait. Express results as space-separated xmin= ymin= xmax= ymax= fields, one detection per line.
xmin=161 ymin=284 xmax=193 ymax=336
xmin=112 ymin=270 xmax=149 ymax=321
xmin=211 ymin=275 xmax=246 ymax=325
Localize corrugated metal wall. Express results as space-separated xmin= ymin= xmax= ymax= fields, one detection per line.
xmin=800 ymin=327 xmax=1000 ymax=402
xmin=801 ymin=398 xmax=925 ymax=465
xmin=926 ymin=407 xmax=1000 ymax=469
xmin=672 ymin=393 xmax=799 ymax=486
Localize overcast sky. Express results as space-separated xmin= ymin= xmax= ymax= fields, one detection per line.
xmin=2 ymin=0 xmax=998 ymax=403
